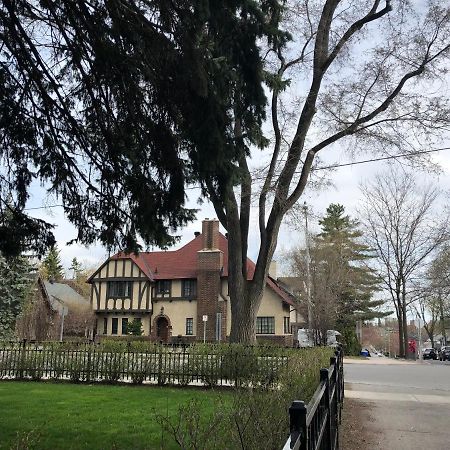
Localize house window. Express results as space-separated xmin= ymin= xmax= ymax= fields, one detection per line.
xmin=107 ymin=281 xmax=132 ymax=298
xmin=186 ymin=318 xmax=193 ymax=335
xmin=284 ymin=317 xmax=290 ymax=334
xmin=156 ymin=280 xmax=171 ymax=295
xmin=112 ymin=318 xmax=118 ymax=335
xmin=256 ymin=317 xmax=275 ymax=334
xmin=182 ymin=280 xmax=197 ymax=297
xmin=103 ymin=318 xmax=107 ymax=335
xmin=122 ymin=318 xmax=129 ymax=335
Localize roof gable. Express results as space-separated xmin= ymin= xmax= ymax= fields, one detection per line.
xmin=98 ymin=232 xmax=295 ymax=307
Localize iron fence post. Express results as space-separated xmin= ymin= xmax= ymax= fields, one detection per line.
xmin=320 ymin=368 xmax=333 ymax=448
xmin=289 ymin=400 xmax=307 ymax=450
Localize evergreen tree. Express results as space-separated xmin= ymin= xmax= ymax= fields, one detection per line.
xmin=69 ymin=258 xmax=84 ymax=280
xmin=0 ymin=253 xmax=34 ymax=339
xmin=316 ymin=204 xmax=386 ymax=351
xmin=41 ymin=246 xmax=64 ymax=281
xmin=317 ymin=204 xmax=384 ymax=322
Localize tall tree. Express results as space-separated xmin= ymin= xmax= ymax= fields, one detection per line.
xmin=1 ymin=2 xmax=450 ymax=342
xmin=288 ymin=204 xmax=384 ymax=351
xmin=360 ymin=169 xmax=448 ymax=357
xmin=317 ymin=204 xmax=384 ymax=327
xmin=0 ymin=253 xmax=34 ymax=339
xmin=69 ymin=258 xmax=84 ymax=280
xmin=41 ymin=246 xmax=64 ymax=281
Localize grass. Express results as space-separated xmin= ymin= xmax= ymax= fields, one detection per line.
xmin=0 ymin=381 xmax=228 ymax=450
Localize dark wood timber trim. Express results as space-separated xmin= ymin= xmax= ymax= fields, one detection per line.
xmin=114 ymin=260 xmax=118 ymax=277
xmin=146 ymin=283 xmax=150 ymax=310
xmin=138 ymin=280 xmax=142 ymax=309
xmin=122 ymin=260 xmax=126 ymax=277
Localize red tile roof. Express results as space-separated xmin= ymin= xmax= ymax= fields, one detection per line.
xmin=110 ymin=233 xmax=295 ymax=306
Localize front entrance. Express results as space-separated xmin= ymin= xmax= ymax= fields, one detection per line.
xmin=156 ymin=316 xmax=169 ymax=342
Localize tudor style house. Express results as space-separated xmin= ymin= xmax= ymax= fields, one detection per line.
xmin=88 ymin=219 xmax=298 ymax=345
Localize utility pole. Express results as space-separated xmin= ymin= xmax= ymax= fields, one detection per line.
xmin=303 ymin=202 xmax=313 ymax=333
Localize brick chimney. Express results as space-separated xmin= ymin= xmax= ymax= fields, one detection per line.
xmin=201 ymin=218 xmax=220 ymax=249
xmin=197 ymin=219 xmax=225 ymax=341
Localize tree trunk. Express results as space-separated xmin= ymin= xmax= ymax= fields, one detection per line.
xmin=229 ymin=285 xmax=262 ymax=344
xmin=439 ymin=290 xmax=447 ymax=345
xmin=402 ymin=302 xmax=409 ymax=359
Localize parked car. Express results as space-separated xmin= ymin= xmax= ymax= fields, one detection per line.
xmin=423 ymin=348 xmax=438 ymax=360
xmin=439 ymin=346 xmax=450 ymax=361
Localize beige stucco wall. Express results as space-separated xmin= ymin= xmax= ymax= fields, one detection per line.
xmin=153 ymin=299 xmax=197 ymax=336
xmin=223 ymin=279 xmax=292 ymax=336
xmin=257 ymin=287 xmax=290 ymax=335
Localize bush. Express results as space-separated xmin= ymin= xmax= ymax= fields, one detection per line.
xmin=157 ymin=346 xmax=335 ymax=450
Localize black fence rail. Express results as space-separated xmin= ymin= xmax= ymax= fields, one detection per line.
xmin=282 ymin=347 xmax=344 ymax=450
xmin=0 ymin=340 xmax=290 ymax=387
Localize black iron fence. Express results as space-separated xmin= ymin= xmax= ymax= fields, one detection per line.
xmin=0 ymin=340 xmax=290 ymax=387
xmin=282 ymin=347 xmax=344 ymax=450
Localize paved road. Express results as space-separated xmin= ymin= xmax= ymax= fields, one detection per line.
xmin=344 ymin=359 xmax=450 ymax=449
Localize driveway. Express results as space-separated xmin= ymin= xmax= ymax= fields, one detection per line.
xmin=343 ymin=358 xmax=450 ymax=449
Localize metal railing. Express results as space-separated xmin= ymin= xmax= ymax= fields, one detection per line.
xmin=282 ymin=347 xmax=344 ymax=450
xmin=0 ymin=340 xmax=289 ymax=387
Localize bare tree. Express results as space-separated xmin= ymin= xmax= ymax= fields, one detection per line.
xmin=413 ymin=295 xmax=439 ymax=348
xmin=360 ymin=169 xmax=448 ymax=357
xmin=215 ymin=1 xmax=450 ymax=342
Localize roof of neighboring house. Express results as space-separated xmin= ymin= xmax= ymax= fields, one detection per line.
xmin=277 ymin=277 xmax=304 ymax=295
xmin=100 ymin=233 xmax=295 ymax=307
xmin=42 ymin=280 xmax=89 ymax=313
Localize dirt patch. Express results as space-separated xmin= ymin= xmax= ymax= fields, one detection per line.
xmin=340 ymin=398 xmax=380 ymax=449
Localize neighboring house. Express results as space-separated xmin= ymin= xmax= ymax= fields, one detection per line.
xmin=277 ymin=277 xmax=307 ymax=338
xmin=16 ymin=277 xmax=93 ymax=341
xmin=16 ymin=277 xmax=55 ymax=341
xmin=88 ymin=219 xmax=298 ymax=345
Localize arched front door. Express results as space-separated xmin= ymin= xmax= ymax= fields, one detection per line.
xmin=156 ymin=316 xmax=169 ymax=342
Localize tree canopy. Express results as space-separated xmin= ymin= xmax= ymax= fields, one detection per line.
xmin=41 ymin=246 xmax=65 ymax=281
xmin=0 ymin=252 xmax=34 ymax=339
xmin=0 ymin=0 xmax=286 ymax=256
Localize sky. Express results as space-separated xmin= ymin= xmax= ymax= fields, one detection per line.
xmin=16 ymin=0 xmax=450 ymax=281
xmin=24 ymin=146 xmax=450 ymax=279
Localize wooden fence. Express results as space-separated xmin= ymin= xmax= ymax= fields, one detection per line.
xmin=0 ymin=340 xmax=289 ymax=387
xmin=282 ymin=347 xmax=344 ymax=450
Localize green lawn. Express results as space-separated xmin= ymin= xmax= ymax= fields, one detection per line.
xmin=0 ymin=381 xmax=226 ymax=450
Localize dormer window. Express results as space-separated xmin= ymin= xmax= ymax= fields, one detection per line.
xmin=182 ymin=279 xmax=197 ymax=298
xmin=156 ymin=280 xmax=171 ymax=296
xmin=107 ymin=281 xmax=132 ymax=298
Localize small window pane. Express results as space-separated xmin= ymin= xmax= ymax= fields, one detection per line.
xmin=103 ymin=318 xmax=108 ymax=335
xmin=122 ymin=318 xmax=129 ymax=335
xmin=256 ymin=317 xmax=275 ymax=334
xmin=186 ymin=318 xmax=193 ymax=335
xmin=284 ymin=317 xmax=290 ymax=334
xmin=182 ymin=280 xmax=197 ymax=297
xmin=108 ymin=281 xmax=132 ymax=298
xmin=112 ymin=318 xmax=118 ymax=335
xmin=156 ymin=280 xmax=171 ymax=295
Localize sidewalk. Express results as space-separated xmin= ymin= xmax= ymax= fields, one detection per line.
xmin=343 ymin=360 xmax=450 ymax=449
xmin=344 ymin=356 xmax=418 ymax=365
